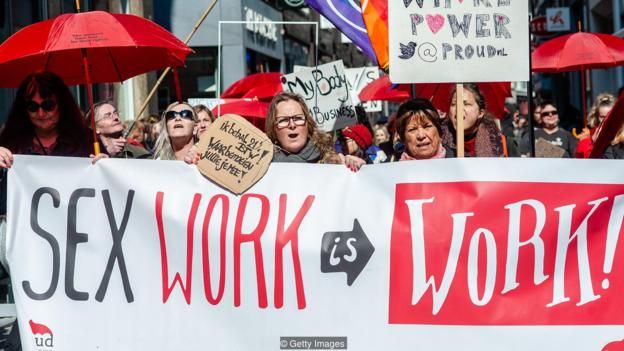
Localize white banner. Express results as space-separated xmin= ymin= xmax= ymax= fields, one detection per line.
xmin=388 ymin=1 xmax=530 ymax=83
xmin=282 ymin=61 xmax=357 ymax=131
xmin=7 ymin=156 xmax=624 ymax=351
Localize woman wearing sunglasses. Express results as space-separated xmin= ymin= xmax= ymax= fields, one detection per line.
xmin=534 ymin=101 xmax=577 ymax=158
xmin=153 ymin=101 xmax=198 ymax=160
xmin=0 ymin=71 xmax=92 ymax=161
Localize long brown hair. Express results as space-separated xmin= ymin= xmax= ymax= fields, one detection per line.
xmin=0 ymin=71 xmax=90 ymax=153
xmin=266 ymin=91 xmax=338 ymax=163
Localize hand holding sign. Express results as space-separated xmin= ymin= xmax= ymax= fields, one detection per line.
xmin=196 ymin=114 xmax=273 ymax=194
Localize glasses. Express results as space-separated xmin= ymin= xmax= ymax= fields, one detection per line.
xmin=98 ymin=110 xmax=120 ymax=121
xmin=540 ymin=110 xmax=558 ymax=117
xmin=275 ymin=114 xmax=306 ymax=129
xmin=26 ymin=100 xmax=57 ymax=113
xmin=165 ymin=109 xmax=194 ymax=120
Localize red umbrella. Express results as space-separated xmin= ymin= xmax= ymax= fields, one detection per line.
xmin=359 ymin=76 xmax=511 ymax=118
xmin=221 ymin=72 xmax=282 ymax=98
xmin=359 ymin=75 xmax=410 ymax=102
xmin=532 ymin=32 xmax=624 ymax=72
xmin=0 ymin=11 xmax=192 ymax=154
xmin=212 ymin=99 xmax=269 ymax=131
xmin=242 ymin=83 xmax=283 ymax=101
xmin=532 ymin=32 xmax=624 ymax=125
xmin=0 ymin=11 xmax=191 ymax=86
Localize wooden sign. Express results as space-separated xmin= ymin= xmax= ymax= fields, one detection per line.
xmin=196 ymin=114 xmax=273 ymax=194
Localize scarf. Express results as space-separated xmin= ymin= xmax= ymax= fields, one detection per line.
xmin=400 ymin=144 xmax=446 ymax=161
xmin=272 ymin=140 xmax=321 ymax=163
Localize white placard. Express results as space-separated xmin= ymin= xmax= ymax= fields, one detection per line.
xmin=346 ymin=67 xmax=382 ymax=112
xmin=388 ymin=1 xmax=530 ymax=83
xmin=546 ymin=7 xmax=571 ymax=32
xmin=281 ymin=60 xmax=357 ymax=131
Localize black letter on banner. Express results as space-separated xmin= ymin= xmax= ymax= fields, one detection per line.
xmin=65 ymin=188 xmax=94 ymax=301
xmin=96 ymin=190 xmax=135 ymax=303
xmin=23 ymin=187 xmax=61 ymax=300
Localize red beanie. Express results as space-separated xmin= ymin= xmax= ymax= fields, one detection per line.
xmin=342 ymin=124 xmax=373 ymax=150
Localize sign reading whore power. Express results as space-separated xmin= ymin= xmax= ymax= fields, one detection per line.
xmin=388 ymin=1 xmax=529 ymax=83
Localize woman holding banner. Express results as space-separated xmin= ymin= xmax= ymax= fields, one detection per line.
xmin=395 ymin=98 xmax=454 ymax=160
xmin=153 ymin=101 xmax=198 ymax=161
xmin=266 ymin=92 xmax=364 ymax=171
xmin=0 ymin=71 xmax=102 ymax=351
xmin=442 ymin=84 xmax=504 ymax=157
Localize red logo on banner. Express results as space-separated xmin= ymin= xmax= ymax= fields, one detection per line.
xmin=389 ymin=182 xmax=624 ymax=325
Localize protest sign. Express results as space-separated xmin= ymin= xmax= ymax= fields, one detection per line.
xmin=346 ymin=67 xmax=381 ymax=112
xmin=196 ymin=114 xmax=272 ymax=194
xmin=282 ymin=60 xmax=357 ymax=131
xmin=294 ymin=65 xmax=381 ymax=113
xmin=388 ymin=1 xmax=529 ymax=83
xmin=7 ymin=157 xmax=624 ymax=351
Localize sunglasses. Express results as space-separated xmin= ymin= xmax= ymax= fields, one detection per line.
xmin=165 ymin=109 xmax=194 ymax=120
xmin=26 ymin=100 xmax=57 ymax=113
xmin=540 ymin=110 xmax=558 ymax=117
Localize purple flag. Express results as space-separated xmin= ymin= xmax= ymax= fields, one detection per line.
xmin=305 ymin=0 xmax=378 ymax=65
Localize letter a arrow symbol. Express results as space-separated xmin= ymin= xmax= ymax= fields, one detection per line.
xmin=320 ymin=219 xmax=375 ymax=286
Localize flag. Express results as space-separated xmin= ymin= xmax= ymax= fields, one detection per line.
xmin=305 ymin=0 xmax=378 ymax=65
xmin=361 ymin=0 xmax=389 ymax=71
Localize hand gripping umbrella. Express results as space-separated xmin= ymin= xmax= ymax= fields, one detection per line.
xmin=0 ymin=11 xmax=192 ymax=154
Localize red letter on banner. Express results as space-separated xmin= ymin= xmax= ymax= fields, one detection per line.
xmin=274 ymin=194 xmax=314 ymax=309
xmin=233 ymin=194 xmax=270 ymax=308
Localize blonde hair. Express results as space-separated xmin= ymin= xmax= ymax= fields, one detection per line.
xmin=613 ymin=125 xmax=624 ymax=145
xmin=265 ymin=91 xmax=338 ymax=163
xmin=373 ymin=125 xmax=390 ymax=145
xmin=588 ymin=93 xmax=615 ymax=129
xmin=152 ymin=101 xmax=198 ymax=160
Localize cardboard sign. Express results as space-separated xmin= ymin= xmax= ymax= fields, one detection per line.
xmin=535 ymin=137 xmax=567 ymax=158
xmin=282 ymin=60 xmax=357 ymax=132
xmin=196 ymin=114 xmax=273 ymax=194
xmin=388 ymin=1 xmax=529 ymax=83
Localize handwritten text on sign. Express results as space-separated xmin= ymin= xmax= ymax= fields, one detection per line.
xmin=282 ymin=60 xmax=357 ymax=132
xmin=388 ymin=1 xmax=529 ymax=83
xmin=196 ymin=114 xmax=272 ymax=194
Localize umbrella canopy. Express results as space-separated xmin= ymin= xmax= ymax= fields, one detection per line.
xmin=532 ymin=32 xmax=624 ymax=73
xmin=359 ymin=76 xmax=512 ymax=118
xmin=212 ymin=99 xmax=269 ymax=119
xmin=221 ymin=72 xmax=282 ymax=99
xmin=242 ymin=83 xmax=283 ymax=101
xmin=0 ymin=10 xmax=192 ymax=87
xmin=359 ymin=75 xmax=410 ymax=102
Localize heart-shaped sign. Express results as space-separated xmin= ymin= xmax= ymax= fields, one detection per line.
xmin=196 ymin=114 xmax=273 ymax=194
xmin=426 ymin=14 xmax=445 ymax=34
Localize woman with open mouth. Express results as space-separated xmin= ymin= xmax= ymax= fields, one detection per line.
xmin=265 ymin=91 xmax=365 ymax=171
xmin=153 ymin=101 xmax=199 ymax=161
xmin=394 ymin=98 xmax=454 ymax=161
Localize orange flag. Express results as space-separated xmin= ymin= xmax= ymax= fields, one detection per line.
xmin=361 ymin=0 xmax=389 ymax=72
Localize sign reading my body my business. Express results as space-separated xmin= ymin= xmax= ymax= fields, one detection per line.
xmin=388 ymin=1 xmax=529 ymax=83
xmin=7 ymin=156 xmax=624 ymax=351
xmin=282 ymin=60 xmax=357 ymax=132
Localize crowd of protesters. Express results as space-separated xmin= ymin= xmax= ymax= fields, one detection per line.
xmin=0 ymin=70 xmax=624 ymax=350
